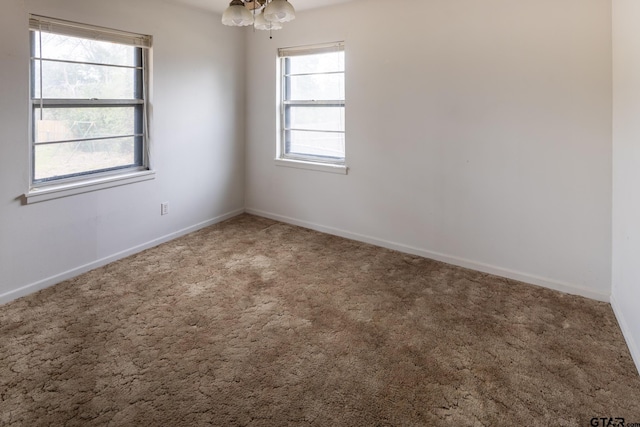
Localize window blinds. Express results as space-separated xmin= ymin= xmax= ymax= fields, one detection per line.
xmin=278 ymin=41 xmax=344 ymax=58
xmin=29 ymin=15 xmax=152 ymax=48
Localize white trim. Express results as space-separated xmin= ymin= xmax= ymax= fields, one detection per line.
xmin=25 ymin=170 xmax=156 ymax=204
xmin=274 ymin=158 xmax=348 ymax=175
xmin=611 ymin=294 xmax=640 ymax=376
xmin=0 ymin=208 xmax=245 ymax=305
xmin=245 ymin=208 xmax=611 ymax=302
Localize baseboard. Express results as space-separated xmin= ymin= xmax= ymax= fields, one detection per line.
xmin=0 ymin=208 xmax=245 ymax=305
xmin=611 ymin=294 xmax=640 ymax=376
xmin=245 ymin=208 xmax=610 ymax=303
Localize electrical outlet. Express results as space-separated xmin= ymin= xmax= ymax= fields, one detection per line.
xmin=161 ymin=202 xmax=169 ymax=216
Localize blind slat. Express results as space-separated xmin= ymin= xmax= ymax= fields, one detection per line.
xmin=29 ymin=15 xmax=151 ymax=48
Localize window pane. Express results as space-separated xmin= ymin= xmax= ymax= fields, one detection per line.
xmin=287 ymin=73 xmax=344 ymax=101
xmin=34 ymin=107 xmax=137 ymax=143
xmin=35 ymin=31 xmax=137 ymax=67
xmin=288 ymin=106 xmax=345 ymax=132
xmin=34 ymin=137 xmax=138 ymax=181
xmin=33 ymin=60 xmax=139 ymax=99
xmin=288 ymin=51 xmax=344 ymax=75
xmin=286 ymin=130 xmax=345 ymax=159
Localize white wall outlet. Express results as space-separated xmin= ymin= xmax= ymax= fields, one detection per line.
xmin=161 ymin=202 xmax=169 ymax=216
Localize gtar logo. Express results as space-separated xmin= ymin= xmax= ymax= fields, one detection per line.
xmin=590 ymin=418 xmax=625 ymax=427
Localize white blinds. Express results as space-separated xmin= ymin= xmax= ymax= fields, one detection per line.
xmin=279 ymin=41 xmax=344 ymax=58
xmin=29 ymin=15 xmax=152 ymax=48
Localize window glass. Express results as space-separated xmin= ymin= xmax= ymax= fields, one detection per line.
xmin=287 ymin=51 xmax=344 ymax=74
xmin=34 ymin=137 xmax=137 ymax=181
xmin=33 ymin=59 xmax=139 ymax=99
xmin=286 ymin=130 xmax=345 ymax=159
xmin=35 ymin=32 xmax=137 ymax=67
xmin=34 ymin=107 xmax=137 ymax=142
xmin=287 ymin=106 xmax=345 ymax=132
xmin=286 ymin=73 xmax=345 ymax=101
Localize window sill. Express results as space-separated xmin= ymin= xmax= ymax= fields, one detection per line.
xmin=24 ymin=169 xmax=156 ymax=204
xmin=274 ymin=158 xmax=348 ymax=175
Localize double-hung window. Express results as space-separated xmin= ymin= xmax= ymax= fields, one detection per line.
xmin=29 ymin=15 xmax=151 ymax=190
xmin=278 ymin=42 xmax=345 ymax=168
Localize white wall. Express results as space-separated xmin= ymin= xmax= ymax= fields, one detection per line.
xmin=245 ymin=0 xmax=612 ymax=300
xmin=612 ymin=0 xmax=640 ymax=374
xmin=0 ymin=0 xmax=245 ymax=302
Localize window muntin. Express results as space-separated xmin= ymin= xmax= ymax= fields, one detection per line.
xmin=29 ymin=16 xmax=150 ymax=185
xmin=279 ymin=43 xmax=345 ymax=164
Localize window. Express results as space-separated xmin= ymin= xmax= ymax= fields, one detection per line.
xmin=29 ymin=15 xmax=151 ymax=188
xmin=278 ymin=42 xmax=345 ymax=168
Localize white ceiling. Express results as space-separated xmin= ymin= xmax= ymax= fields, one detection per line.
xmin=171 ymin=0 xmax=355 ymax=14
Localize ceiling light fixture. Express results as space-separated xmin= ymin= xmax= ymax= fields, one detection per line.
xmin=222 ymin=0 xmax=295 ymax=32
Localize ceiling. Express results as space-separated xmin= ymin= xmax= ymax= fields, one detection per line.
xmin=171 ymin=0 xmax=355 ymax=14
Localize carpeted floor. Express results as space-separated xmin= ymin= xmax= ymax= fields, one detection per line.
xmin=1 ymin=214 xmax=639 ymax=426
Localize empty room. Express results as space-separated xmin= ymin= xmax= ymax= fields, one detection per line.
xmin=1 ymin=0 xmax=640 ymax=425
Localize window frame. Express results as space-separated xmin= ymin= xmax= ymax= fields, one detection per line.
xmin=26 ymin=15 xmax=153 ymax=202
xmin=277 ymin=42 xmax=347 ymax=172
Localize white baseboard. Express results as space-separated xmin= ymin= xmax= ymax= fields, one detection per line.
xmin=245 ymin=208 xmax=611 ymax=303
xmin=0 ymin=208 xmax=244 ymax=305
xmin=611 ymin=294 xmax=640 ymax=376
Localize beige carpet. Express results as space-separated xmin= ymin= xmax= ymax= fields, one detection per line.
xmin=1 ymin=214 xmax=639 ymax=426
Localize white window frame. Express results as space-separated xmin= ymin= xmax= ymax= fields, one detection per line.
xmin=275 ymin=42 xmax=347 ymax=175
xmin=25 ymin=15 xmax=153 ymax=203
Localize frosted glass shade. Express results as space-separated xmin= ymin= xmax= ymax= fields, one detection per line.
xmin=222 ymin=0 xmax=254 ymax=26
xmin=264 ymin=0 xmax=296 ymax=23
xmin=254 ymin=11 xmax=283 ymax=30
